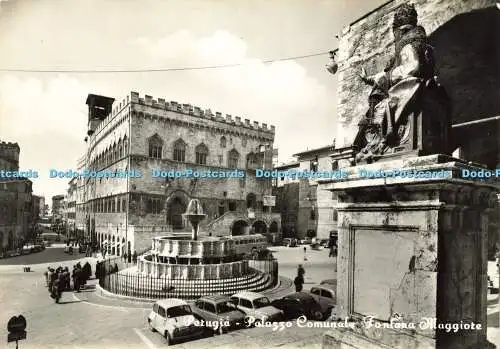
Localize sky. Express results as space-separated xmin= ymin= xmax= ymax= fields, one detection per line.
xmin=0 ymin=0 xmax=386 ymax=202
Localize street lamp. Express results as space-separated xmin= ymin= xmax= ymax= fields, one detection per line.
xmin=326 ymin=50 xmax=338 ymax=75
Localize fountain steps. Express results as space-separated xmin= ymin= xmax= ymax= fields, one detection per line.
xmin=107 ymin=270 xmax=274 ymax=300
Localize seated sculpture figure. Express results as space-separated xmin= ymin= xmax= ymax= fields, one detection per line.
xmin=354 ymin=4 xmax=450 ymax=163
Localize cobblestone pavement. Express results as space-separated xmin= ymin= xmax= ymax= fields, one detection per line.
xmin=1 ymin=270 xmax=328 ymax=349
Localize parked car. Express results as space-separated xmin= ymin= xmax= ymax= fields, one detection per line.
xmin=230 ymin=291 xmax=283 ymax=324
xmin=307 ymin=284 xmax=336 ymax=318
xmin=148 ymin=299 xmax=205 ymax=345
xmin=299 ymin=238 xmax=312 ymax=245
xmin=282 ymin=238 xmax=297 ymax=247
xmin=271 ymin=292 xmax=328 ymax=320
xmin=319 ymin=239 xmax=329 ymax=247
xmin=191 ymin=295 xmax=246 ymax=334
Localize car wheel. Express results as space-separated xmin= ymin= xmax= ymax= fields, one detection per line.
xmin=311 ymin=309 xmax=324 ymax=321
xmin=164 ymin=332 xmax=172 ymax=346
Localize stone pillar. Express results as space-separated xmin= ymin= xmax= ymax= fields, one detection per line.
xmin=321 ymin=155 xmax=497 ymax=349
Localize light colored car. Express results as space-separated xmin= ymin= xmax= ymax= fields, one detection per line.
xmin=308 ymin=284 xmax=336 ymax=318
xmin=230 ymin=291 xmax=283 ymax=324
xmin=148 ymin=299 xmax=204 ymax=345
xmin=191 ymin=295 xmax=246 ymax=334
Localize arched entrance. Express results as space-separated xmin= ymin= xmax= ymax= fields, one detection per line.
xmin=246 ymin=193 xmax=256 ymax=210
xmin=231 ymin=220 xmax=249 ymax=236
xmin=168 ymin=197 xmax=186 ymax=230
xmin=269 ymin=221 xmax=279 ymax=233
xmin=252 ymin=221 xmax=267 ymax=234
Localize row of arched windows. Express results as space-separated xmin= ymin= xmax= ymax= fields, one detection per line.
xmin=148 ymin=135 xmax=245 ymax=168
xmin=90 ymin=136 xmax=128 ymax=170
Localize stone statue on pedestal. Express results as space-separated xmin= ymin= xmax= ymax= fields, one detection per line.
xmin=354 ymin=4 xmax=451 ymax=164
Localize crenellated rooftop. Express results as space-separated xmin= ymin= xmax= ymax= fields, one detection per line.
xmin=0 ymin=142 xmax=20 ymax=149
xmin=129 ymin=91 xmax=276 ymax=134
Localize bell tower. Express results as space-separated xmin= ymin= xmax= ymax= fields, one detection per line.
xmin=85 ymin=94 xmax=115 ymax=136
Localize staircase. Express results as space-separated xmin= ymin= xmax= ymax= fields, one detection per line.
xmin=203 ymin=211 xmax=246 ymax=235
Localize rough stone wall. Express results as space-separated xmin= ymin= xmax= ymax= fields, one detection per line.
xmin=335 ymin=0 xmax=499 ymax=148
xmin=273 ymin=182 xmax=300 ymax=237
xmin=0 ymin=142 xmax=20 ymax=170
xmin=0 ymin=180 xmax=32 ymax=249
xmin=130 ymin=106 xmax=274 ymax=169
xmin=316 ymin=187 xmax=337 ymax=240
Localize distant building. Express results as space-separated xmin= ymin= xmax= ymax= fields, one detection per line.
xmin=273 ymin=142 xmax=339 ymax=241
xmin=0 ymin=141 xmax=33 ymax=252
xmin=65 ymin=178 xmax=77 ymax=238
xmin=32 ymin=195 xmax=42 ymax=222
xmin=51 ymin=195 xmax=65 ymax=222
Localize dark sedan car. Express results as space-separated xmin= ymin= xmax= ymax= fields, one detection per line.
xmin=271 ymin=292 xmax=326 ymax=320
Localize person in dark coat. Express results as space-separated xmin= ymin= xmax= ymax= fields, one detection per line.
xmin=72 ymin=266 xmax=81 ymax=292
xmin=83 ymin=262 xmax=91 ymax=283
xmin=294 ymin=274 xmax=304 ymax=292
xmin=95 ymin=261 xmax=101 ymax=280
xmin=132 ymin=251 xmax=137 ymax=264
xmin=127 ymin=252 xmax=132 ymax=263
xmin=297 ymin=264 xmax=305 ymax=277
xmin=49 ymin=268 xmax=57 ymax=291
xmin=62 ymin=267 xmax=71 ymax=291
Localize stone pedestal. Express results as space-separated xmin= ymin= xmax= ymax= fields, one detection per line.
xmin=320 ymin=155 xmax=497 ymax=349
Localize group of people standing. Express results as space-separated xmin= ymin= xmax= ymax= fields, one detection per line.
xmin=44 ymin=261 xmax=93 ymax=303
xmin=122 ymin=251 xmax=138 ymax=264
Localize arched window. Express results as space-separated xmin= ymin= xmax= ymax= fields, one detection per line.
xmin=220 ymin=136 xmax=227 ymax=148
xmin=173 ymin=139 xmax=186 ymax=162
xmin=242 ymin=137 xmax=247 ymax=147
xmin=112 ymin=142 xmax=117 ymax=162
xmin=123 ymin=135 xmax=128 ymax=155
xmin=118 ymin=138 xmax=123 ymax=159
xmin=195 ymin=143 xmax=208 ymax=165
xmin=107 ymin=146 xmax=112 ymax=165
xmin=228 ymin=149 xmax=239 ymax=168
xmin=148 ymin=134 xmax=163 ymax=159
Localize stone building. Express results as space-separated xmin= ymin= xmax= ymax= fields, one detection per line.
xmin=79 ymin=91 xmax=280 ymax=254
xmin=64 ymin=177 xmax=77 ymax=239
xmin=272 ymin=161 xmax=300 ymax=238
xmin=273 ymin=143 xmax=339 ymax=241
xmin=0 ymin=142 xmax=20 ymax=171
xmin=51 ymin=195 xmax=65 ymax=222
xmin=321 ymin=1 xmax=499 ymax=348
xmin=0 ymin=141 xmax=33 ymax=252
xmin=32 ymin=195 xmax=42 ymax=222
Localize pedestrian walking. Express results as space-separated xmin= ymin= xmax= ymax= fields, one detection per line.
xmin=123 ymin=252 xmax=128 ymax=263
xmin=297 ymin=264 xmax=305 ymax=277
xmin=303 ymin=246 xmax=307 ymax=261
xmin=83 ymin=262 xmax=92 ymax=283
xmin=132 ymin=251 xmax=137 ymax=264
xmin=44 ymin=267 xmax=50 ymax=287
xmin=294 ymin=273 xmax=304 ymax=292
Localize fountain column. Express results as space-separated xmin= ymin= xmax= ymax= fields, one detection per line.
xmin=182 ymin=199 xmax=206 ymax=241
